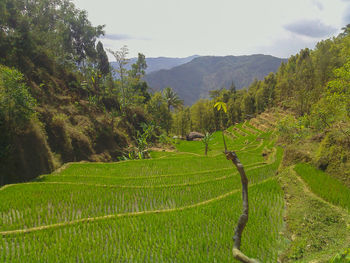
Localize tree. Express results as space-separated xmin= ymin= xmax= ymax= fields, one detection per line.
xmin=146 ymin=92 xmax=171 ymax=132
xmin=0 ymin=65 xmax=36 ymax=129
xmin=310 ymin=60 xmax=350 ymax=141
xmin=135 ymin=122 xmax=154 ymax=159
xmin=162 ymin=87 xmax=183 ymax=134
xmin=108 ymin=45 xmax=129 ymax=107
xmin=214 ymin=101 xmax=258 ymax=263
xmin=0 ymin=65 xmax=37 ymax=162
xmin=241 ymin=91 xmax=255 ymax=118
xmin=0 ymin=0 xmax=104 ymax=72
xmin=96 ymin=41 xmax=110 ymax=76
xmin=172 ymin=107 xmax=191 ymax=138
xmin=127 ymin=53 xmax=150 ymax=104
xmin=190 ymin=99 xmax=216 ymax=133
xmin=130 ymin=53 xmax=147 ymax=79
xmin=202 ymin=132 xmax=213 ymax=156
xmin=163 ymin=86 xmax=183 ymax=111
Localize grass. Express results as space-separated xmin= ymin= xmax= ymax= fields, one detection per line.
xmin=0 ymin=121 xmax=288 ymax=262
xmin=0 ymin=180 xmax=285 ymax=263
xmin=294 ymin=163 xmax=350 ymax=212
xmin=279 ymin=167 xmax=350 ymax=262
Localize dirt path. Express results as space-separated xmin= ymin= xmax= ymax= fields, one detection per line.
xmin=294 ymin=168 xmax=350 ymax=216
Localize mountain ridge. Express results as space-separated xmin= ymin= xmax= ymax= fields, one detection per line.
xmin=111 ymin=55 xmax=200 ymax=74
xmin=144 ymin=54 xmax=287 ymax=105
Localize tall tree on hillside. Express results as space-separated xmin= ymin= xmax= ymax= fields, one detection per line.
xmin=146 ymin=92 xmax=171 ymax=132
xmin=163 ymin=87 xmax=183 ymax=111
xmin=96 ymin=41 xmax=110 ymax=76
xmin=162 ymin=87 xmax=182 ymax=134
xmin=130 ymin=53 xmax=147 ymax=79
xmin=128 ymin=54 xmax=150 ymax=104
xmin=172 ymin=107 xmax=191 ymax=137
xmin=108 ymin=45 xmax=129 ymax=107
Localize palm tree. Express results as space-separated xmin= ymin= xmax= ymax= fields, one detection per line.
xmin=163 ymin=87 xmax=183 ymax=111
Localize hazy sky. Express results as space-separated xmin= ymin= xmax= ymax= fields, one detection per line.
xmin=72 ymin=0 xmax=350 ymax=59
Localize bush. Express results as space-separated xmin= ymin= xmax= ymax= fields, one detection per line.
xmin=0 ymin=65 xmax=36 ymax=129
xmin=277 ymin=115 xmax=309 ymax=143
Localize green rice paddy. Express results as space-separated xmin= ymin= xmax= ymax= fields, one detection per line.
xmin=0 ymin=122 xmax=287 ymax=262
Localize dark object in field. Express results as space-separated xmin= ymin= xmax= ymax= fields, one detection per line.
xmin=186 ymin=132 xmax=205 ymax=141
xmin=225 ymin=150 xmax=259 ymax=263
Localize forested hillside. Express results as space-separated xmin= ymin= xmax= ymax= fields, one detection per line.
xmin=0 ymin=0 xmax=166 ymax=185
xmin=171 ymin=27 xmax=350 ymax=183
xmin=144 ymin=55 xmax=286 ymax=104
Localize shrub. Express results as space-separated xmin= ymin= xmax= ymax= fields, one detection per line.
xmin=0 ymin=65 xmax=36 ymax=129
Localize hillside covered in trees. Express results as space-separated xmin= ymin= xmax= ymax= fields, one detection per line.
xmin=0 ymin=0 xmax=168 ymax=184
xmin=144 ymin=54 xmax=286 ymax=105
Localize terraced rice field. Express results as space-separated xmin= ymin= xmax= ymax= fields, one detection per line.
xmin=0 ymin=123 xmax=286 ymax=262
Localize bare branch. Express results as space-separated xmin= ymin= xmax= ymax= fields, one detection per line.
xmin=224 ymin=151 xmax=259 ymax=263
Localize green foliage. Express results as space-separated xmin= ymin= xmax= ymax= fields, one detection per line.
xmin=0 ymin=65 xmax=36 ymax=128
xmin=309 ymin=60 xmax=350 ymax=132
xmin=171 ymin=107 xmax=191 ymax=137
xmin=201 ymin=132 xmax=213 ymax=155
xmin=0 ymin=0 xmax=104 ymax=70
xmin=330 ymin=248 xmax=350 ymax=263
xmin=108 ymin=45 xmax=129 ymax=107
xmin=130 ymin=53 xmax=147 ymax=79
xmin=214 ymin=101 xmax=227 ymax=113
xmin=163 ymin=86 xmax=183 ymax=111
xmin=135 ymin=122 xmax=155 ymax=159
xmin=314 ymin=131 xmax=350 ymax=181
xmin=96 ymin=41 xmax=110 ymax=76
xmin=146 ymin=92 xmax=171 ymax=132
xmin=277 ymin=115 xmax=309 ymax=143
xmin=189 ymin=99 xmax=216 ymax=133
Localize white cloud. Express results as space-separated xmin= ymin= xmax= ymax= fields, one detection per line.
xmin=284 ymin=19 xmax=337 ymax=38
xmin=72 ymin=0 xmax=348 ymax=59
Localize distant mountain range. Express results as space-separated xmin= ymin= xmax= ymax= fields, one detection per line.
xmin=144 ymin=55 xmax=287 ymax=105
xmin=110 ymin=55 xmax=199 ymax=74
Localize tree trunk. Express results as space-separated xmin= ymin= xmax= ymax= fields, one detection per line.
xmin=224 ymin=150 xmax=259 ymax=263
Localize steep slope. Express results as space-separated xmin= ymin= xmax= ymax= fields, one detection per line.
xmin=144 ymin=54 xmax=286 ymax=105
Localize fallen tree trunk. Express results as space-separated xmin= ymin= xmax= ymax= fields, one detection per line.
xmin=224 ymin=150 xmax=259 ymax=263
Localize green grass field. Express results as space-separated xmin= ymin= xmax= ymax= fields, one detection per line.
xmin=5 ymin=121 xmax=347 ymax=262
xmin=0 ymin=122 xmax=287 ymax=262
xmin=2 ymin=120 xmax=349 ymax=262
xmin=294 ymin=163 xmax=350 ymax=212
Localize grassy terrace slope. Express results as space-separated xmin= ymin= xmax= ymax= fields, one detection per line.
xmin=0 ymin=123 xmax=286 ymax=262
